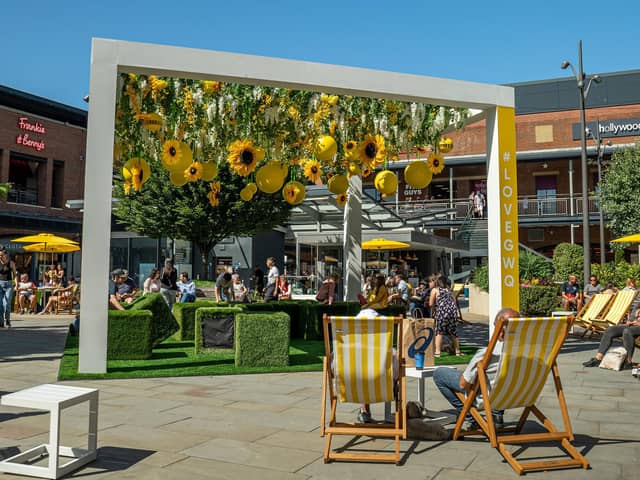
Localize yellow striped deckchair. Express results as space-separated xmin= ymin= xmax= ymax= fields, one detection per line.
xmin=573 ymin=292 xmax=614 ymax=335
xmin=452 ymin=315 xmax=589 ymax=475
xmin=589 ymin=289 xmax=638 ymax=334
xmin=320 ymin=314 xmax=406 ymax=464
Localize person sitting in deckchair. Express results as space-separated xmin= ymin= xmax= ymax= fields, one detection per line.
xmin=432 ymin=307 xmax=519 ymax=430
xmin=582 ymin=309 xmax=640 ymax=369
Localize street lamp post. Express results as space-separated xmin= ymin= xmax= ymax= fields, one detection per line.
xmin=587 ymin=120 xmax=612 ymax=265
xmin=561 ymin=40 xmax=601 ymax=288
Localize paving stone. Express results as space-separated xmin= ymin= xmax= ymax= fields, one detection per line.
xmin=96 ymin=424 xmax=209 ymax=453
xmin=169 ymin=456 xmax=309 ymax=479
xmin=432 ymin=468 xmax=514 ymax=480
xmin=256 ymin=429 xmax=327 ymax=451
xmin=181 ymin=437 xmax=321 ymax=472
xmin=160 ymin=417 xmax=280 ymax=442
xmin=300 ymin=455 xmax=441 ymax=479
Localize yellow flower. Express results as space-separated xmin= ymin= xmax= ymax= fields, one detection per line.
xmin=161 ymin=140 xmax=184 ymax=171
xmin=344 ymin=140 xmax=358 ymax=161
xmin=227 ymin=140 xmax=264 ymax=177
xmin=303 ymin=159 xmax=323 ymax=183
xmin=336 ymin=193 xmax=348 ymax=207
xmin=123 ymin=181 xmax=131 ymax=195
xmin=208 ymin=181 xmax=221 ymax=206
xmin=282 ymin=181 xmax=306 ymax=205
xmin=122 ymin=157 xmax=151 ymax=191
xmin=287 ymin=106 xmax=300 ymax=121
xmin=427 ymin=153 xmax=445 ymax=174
xmin=184 ymin=162 xmax=204 ymax=182
xmin=361 ymin=165 xmax=372 ymax=178
xmin=202 ymin=80 xmax=221 ymax=94
xmin=134 ymin=112 xmax=163 ymax=132
xmin=359 ymin=134 xmax=386 ymax=167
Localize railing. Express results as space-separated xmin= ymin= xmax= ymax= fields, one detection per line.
xmin=7 ymin=187 xmax=38 ymax=206
xmin=382 ymin=195 xmax=601 ymax=220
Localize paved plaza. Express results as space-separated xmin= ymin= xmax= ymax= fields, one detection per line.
xmin=1 ymin=313 xmax=639 ymax=479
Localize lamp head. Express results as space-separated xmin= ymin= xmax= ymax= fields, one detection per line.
xmin=592 ymin=74 xmax=602 ymax=83
xmin=561 ymin=60 xmax=571 ymax=69
xmin=82 ymin=95 xmax=90 ymax=103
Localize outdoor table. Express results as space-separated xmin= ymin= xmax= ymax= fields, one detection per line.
xmin=38 ymin=286 xmax=55 ymax=311
xmin=0 ymin=384 xmax=98 ymax=479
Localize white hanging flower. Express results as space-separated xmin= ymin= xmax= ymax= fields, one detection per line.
xmin=206 ymin=103 xmax=216 ymax=122
xmin=192 ymin=88 xmax=204 ymax=105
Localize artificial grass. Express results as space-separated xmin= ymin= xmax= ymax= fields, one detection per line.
xmin=58 ymin=334 xmax=477 ymax=381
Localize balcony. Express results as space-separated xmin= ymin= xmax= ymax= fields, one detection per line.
xmin=7 ymin=187 xmax=39 ymax=206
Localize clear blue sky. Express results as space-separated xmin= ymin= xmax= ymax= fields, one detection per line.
xmin=2 ymin=1 xmax=638 ymax=110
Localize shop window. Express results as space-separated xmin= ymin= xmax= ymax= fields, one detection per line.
xmin=8 ymin=153 xmax=45 ymax=205
xmin=51 ymin=161 xmax=64 ymax=208
xmin=131 ymin=237 xmax=160 ymax=285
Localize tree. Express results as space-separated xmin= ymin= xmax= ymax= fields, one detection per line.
xmin=113 ymin=163 xmax=291 ymax=279
xmin=599 ymin=142 xmax=640 ymax=238
xmin=552 ymin=243 xmax=583 ymax=283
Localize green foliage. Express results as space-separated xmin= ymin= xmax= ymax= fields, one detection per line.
xmin=107 ymin=310 xmax=153 ymax=360
xmin=472 ymin=264 xmax=489 ymax=292
xmin=172 ymin=300 xmax=228 ymax=340
xmin=599 ymin=142 xmax=640 ymax=238
xmin=591 ymin=262 xmax=640 ymax=288
xmin=128 ymin=293 xmax=179 ymax=346
xmin=235 ymin=312 xmax=290 ymax=367
xmin=0 ymin=182 xmax=10 ymax=201
xmin=194 ymin=306 xmax=244 ymax=354
xmin=519 ymin=286 xmax=560 ymax=316
xmin=519 ymin=251 xmax=552 ymax=281
xmin=552 ymin=243 xmax=584 ymax=282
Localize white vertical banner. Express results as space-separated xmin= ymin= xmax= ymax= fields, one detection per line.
xmin=343 ymin=175 xmax=362 ymax=301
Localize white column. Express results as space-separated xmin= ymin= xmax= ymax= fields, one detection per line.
xmin=343 ymin=175 xmax=362 ymax=301
xmin=79 ymin=40 xmax=118 ymax=373
xmin=486 ymin=106 xmax=519 ymax=335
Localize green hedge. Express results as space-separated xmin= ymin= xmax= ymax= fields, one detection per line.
xmin=519 ymin=285 xmax=560 ymax=315
xmin=235 ymin=312 xmax=290 ymax=367
xmin=172 ymin=300 xmax=230 ymax=340
xmin=194 ymin=306 xmax=244 ymax=354
xmin=243 ymin=301 xmax=306 ymax=338
xmin=107 ymin=310 xmax=153 ymax=360
xmin=128 ymin=293 xmax=179 ymax=346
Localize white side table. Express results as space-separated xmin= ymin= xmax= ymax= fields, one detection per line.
xmin=552 ymin=311 xmax=576 ymax=334
xmin=0 ymin=384 xmax=99 ymax=479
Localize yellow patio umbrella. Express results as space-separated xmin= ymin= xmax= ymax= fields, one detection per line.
xmin=362 ymin=238 xmax=410 ymax=250
xmin=611 ymin=233 xmax=640 ymax=243
xmin=23 ymin=243 xmax=81 ymax=253
xmin=12 ymin=233 xmax=79 ymax=245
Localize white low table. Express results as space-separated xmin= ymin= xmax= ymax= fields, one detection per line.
xmin=552 ymin=311 xmax=576 ymax=333
xmin=0 ymin=384 xmax=99 ymax=479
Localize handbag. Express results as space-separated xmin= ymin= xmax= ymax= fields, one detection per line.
xmin=599 ymin=346 xmax=627 ymax=371
xmin=402 ymin=317 xmax=435 ymax=368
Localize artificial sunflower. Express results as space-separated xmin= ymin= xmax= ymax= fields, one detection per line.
xmin=361 ymin=165 xmax=372 ymax=178
xmin=134 ymin=112 xmax=163 ymax=132
xmin=282 ymin=181 xmax=306 ymax=205
xmin=207 ymin=181 xmax=221 ymax=207
xmin=303 ymin=159 xmax=323 ymax=183
xmin=184 ymin=162 xmax=204 ymax=182
xmin=227 ymin=140 xmax=264 ymax=177
xmin=201 ymin=80 xmax=221 ymax=94
xmin=343 ymin=140 xmax=358 ymax=161
xmin=161 ymin=140 xmax=185 ymax=171
xmin=335 ymin=193 xmax=348 ymax=207
xmin=122 ymin=157 xmax=151 ymax=191
xmin=427 ymin=153 xmax=445 ymax=174
xmin=359 ymin=134 xmax=386 ymax=167
xmin=123 ymin=181 xmax=131 ymax=196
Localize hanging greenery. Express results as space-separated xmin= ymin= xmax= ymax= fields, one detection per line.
xmin=113 ymin=73 xmax=467 ymax=203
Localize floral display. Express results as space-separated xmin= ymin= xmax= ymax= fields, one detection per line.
xmin=113 ymin=73 xmax=466 ymax=205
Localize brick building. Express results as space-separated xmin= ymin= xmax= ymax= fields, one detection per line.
xmin=0 ymin=85 xmax=86 ymax=279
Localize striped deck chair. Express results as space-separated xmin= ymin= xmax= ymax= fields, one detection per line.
xmin=452 ymin=315 xmax=589 ymax=475
xmin=573 ymin=292 xmax=614 ymax=336
xmin=589 ymin=289 xmax=638 ymax=335
xmin=320 ymin=314 xmax=406 ymax=464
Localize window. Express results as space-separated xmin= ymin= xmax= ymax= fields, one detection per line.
xmin=535 ymin=176 xmax=557 ymax=215
xmin=527 ymin=229 xmax=545 ymax=242
xmin=8 ymin=153 xmax=45 ymax=205
xmin=52 ymin=161 xmax=64 ymax=208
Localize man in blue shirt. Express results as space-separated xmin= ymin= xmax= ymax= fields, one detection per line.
xmin=177 ymin=272 xmax=196 ymax=303
xmin=561 ymin=274 xmax=582 ymax=311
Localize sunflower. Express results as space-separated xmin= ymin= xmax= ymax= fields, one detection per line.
xmin=361 ymin=165 xmax=372 ymax=178
xmin=161 ymin=140 xmax=183 ymax=170
xmin=343 ymin=140 xmax=358 ymax=161
xmin=303 ymin=159 xmax=323 ymax=183
xmin=207 ymin=181 xmax=221 ymax=206
xmin=122 ymin=157 xmax=151 ymax=191
xmin=123 ymin=181 xmax=131 ymax=196
xmin=336 ymin=193 xmax=348 ymax=207
xmin=227 ymin=140 xmax=264 ymax=177
xmin=358 ymin=134 xmax=386 ymax=167
xmin=201 ymin=80 xmax=221 ymax=94
xmin=184 ymin=162 xmax=204 ymax=182
xmin=427 ymin=153 xmax=445 ymax=174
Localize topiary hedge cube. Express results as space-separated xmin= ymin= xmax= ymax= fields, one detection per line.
xmin=243 ymin=301 xmax=305 ymax=338
xmin=235 ymin=312 xmax=290 ymax=367
xmin=194 ymin=306 xmax=244 ymax=354
xmin=107 ymin=310 xmax=153 ymax=360
xmin=172 ymin=300 xmax=232 ymax=340
xmin=128 ymin=293 xmax=179 ymax=346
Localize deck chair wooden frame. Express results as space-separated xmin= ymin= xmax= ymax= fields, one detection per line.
xmin=320 ymin=314 xmax=406 ymax=465
xmin=589 ymin=289 xmax=638 ymax=336
xmin=452 ymin=315 xmax=589 ymax=475
xmin=54 ymin=284 xmax=78 ymax=315
xmin=573 ymin=292 xmax=615 ymax=336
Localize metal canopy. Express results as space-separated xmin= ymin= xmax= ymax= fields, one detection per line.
xmin=287 ymin=185 xmax=455 ymax=233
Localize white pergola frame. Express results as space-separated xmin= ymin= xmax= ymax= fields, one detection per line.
xmin=80 ymin=38 xmax=518 ymax=372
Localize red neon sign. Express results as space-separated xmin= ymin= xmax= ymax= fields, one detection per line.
xmin=15 ymin=117 xmax=46 ymax=152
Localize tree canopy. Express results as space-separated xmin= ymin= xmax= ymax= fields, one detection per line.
xmin=599 ymin=142 xmax=640 ymax=238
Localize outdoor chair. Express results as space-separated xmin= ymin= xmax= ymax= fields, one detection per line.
xmin=573 ymin=292 xmax=615 ymax=336
xmin=589 ymin=289 xmax=638 ymax=336
xmin=54 ymin=284 xmax=79 ymax=315
xmin=320 ymin=314 xmax=406 ymax=464
xmin=452 ymin=315 xmax=589 ymax=475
